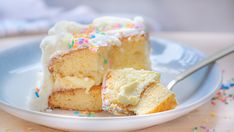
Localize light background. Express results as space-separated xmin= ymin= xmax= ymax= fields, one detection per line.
xmin=47 ymin=0 xmax=234 ymax=32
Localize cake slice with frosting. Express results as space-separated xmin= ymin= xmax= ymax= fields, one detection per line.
xmin=102 ymin=68 xmax=177 ymax=115
xmin=29 ymin=16 xmax=151 ymax=112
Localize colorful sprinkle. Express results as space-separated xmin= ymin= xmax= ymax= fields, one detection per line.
xmin=68 ymin=42 xmax=74 ymax=48
xmin=103 ymin=106 xmax=109 ymax=111
xmin=72 ymin=43 xmax=78 ymax=49
xmin=73 ymin=111 xmax=95 ymax=117
xmin=90 ymin=34 xmax=96 ymax=39
xmin=103 ymin=58 xmax=108 ymax=64
xmin=114 ymin=23 xmax=121 ymax=29
xmin=230 ymin=82 xmax=234 ymax=87
xmin=108 ymin=59 xmax=112 ymax=68
xmin=35 ymin=87 xmax=40 ymax=98
xmin=210 ymin=80 xmax=234 ymax=106
xmin=126 ymin=23 xmax=134 ymax=28
xmin=210 ymin=101 xmax=216 ymax=106
xmin=65 ymin=21 xmax=142 ymax=52
xmin=84 ymin=39 xmax=89 ymax=43
xmin=89 ymin=45 xmax=99 ymax=52
xmin=192 ymin=127 xmax=198 ymax=132
xmin=27 ymin=127 xmax=33 ymax=131
xmin=221 ymin=84 xmax=230 ymax=90
xmin=35 ymin=87 xmax=40 ymax=92
xmin=88 ymin=113 xmax=95 ymax=117
xmin=200 ymin=125 xmax=215 ymax=132
xmin=74 ymin=111 xmax=80 ymax=115
xmin=210 ymin=112 xmax=216 ymax=117
xmin=192 ymin=126 xmax=215 ymax=132
xmin=35 ymin=92 xmax=39 ymax=98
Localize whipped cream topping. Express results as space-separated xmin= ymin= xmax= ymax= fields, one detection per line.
xmin=29 ymin=16 xmax=146 ymax=111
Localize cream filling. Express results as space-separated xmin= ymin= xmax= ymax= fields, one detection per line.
xmin=116 ymin=69 xmax=160 ymax=105
xmin=118 ymin=80 xmax=139 ymax=105
xmin=53 ymin=76 xmax=96 ymax=92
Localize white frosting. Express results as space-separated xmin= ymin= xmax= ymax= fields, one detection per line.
xmin=28 ymin=72 xmax=51 ymax=111
xmin=29 ymin=16 xmax=146 ymax=111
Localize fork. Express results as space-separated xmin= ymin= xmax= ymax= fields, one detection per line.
xmin=167 ymin=44 xmax=234 ymax=90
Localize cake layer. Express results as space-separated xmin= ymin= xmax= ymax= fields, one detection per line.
xmin=109 ymin=34 xmax=150 ymax=70
xmin=48 ymin=86 xmax=102 ymax=112
xmin=129 ymin=84 xmax=177 ymax=115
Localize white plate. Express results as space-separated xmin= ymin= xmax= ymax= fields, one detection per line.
xmin=0 ymin=38 xmax=222 ymax=131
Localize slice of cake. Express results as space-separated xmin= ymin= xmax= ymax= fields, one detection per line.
xmin=29 ymin=16 xmax=151 ymax=111
xmin=102 ymin=68 xmax=177 ymax=115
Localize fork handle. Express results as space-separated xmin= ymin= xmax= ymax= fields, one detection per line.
xmin=167 ymin=44 xmax=234 ymax=90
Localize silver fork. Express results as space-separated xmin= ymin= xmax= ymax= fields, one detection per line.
xmin=167 ymin=44 xmax=234 ymax=90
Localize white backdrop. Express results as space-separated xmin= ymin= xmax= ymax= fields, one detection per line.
xmin=0 ymin=0 xmax=233 ymax=37
xmin=46 ymin=0 xmax=234 ymax=32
